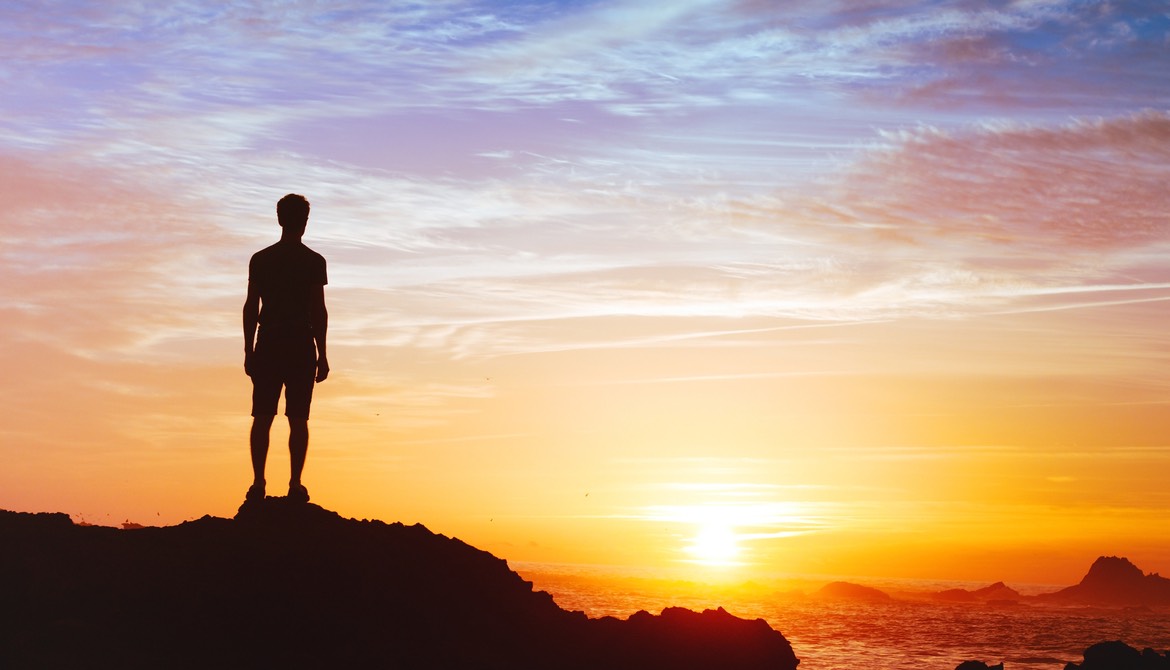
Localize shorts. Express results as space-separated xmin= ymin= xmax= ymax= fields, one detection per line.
xmin=250 ymin=336 xmax=318 ymax=419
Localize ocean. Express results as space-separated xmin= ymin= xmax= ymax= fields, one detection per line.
xmin=516 ymin=563 xmax=1170 ymax=669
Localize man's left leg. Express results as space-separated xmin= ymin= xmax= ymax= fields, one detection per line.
xmin=245 ymin=416 xmax=273 ymax=502
xmin=250 ymin=414 xmax=275 ymax=487
xmin=247 ymin=369 xmax=281 ymax=503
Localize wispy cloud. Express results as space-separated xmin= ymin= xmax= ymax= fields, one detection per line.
xmin=6 ymin=1 xmax=1164 ymax=161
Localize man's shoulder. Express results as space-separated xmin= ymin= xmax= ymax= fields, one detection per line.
xmin=301 ymin=244 xmax=327 ymax=264
xmin=304 ymin=245 xmax=327 ymax=285
xmin=250 ymin=242 xmax=283 ymax=262
xmin=252 ymin=242 xmax=324 ymax=262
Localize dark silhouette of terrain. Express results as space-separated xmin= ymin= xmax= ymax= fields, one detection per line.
xmin=814 ymin=581 xmax=891 ymax=602
xmin=956 ymin=641 xmax=1170 ymax=670
xmin=1063 ymin=640 xmax=1170 ymax=670
xmin=0 ymin=500 xmax=799 ymax=669
xmin=935 ymin=581 xmax=1021 ymax=603
xmin=948 ymin=558 xmax=1170 ymax=670
xmin=931 ymin=556 xmax=1170 ymax=608
xmin=1038 ymin=556 xmax=1170 ymax=607
xmin=955 ymin=661 xmax=1003 ymax=670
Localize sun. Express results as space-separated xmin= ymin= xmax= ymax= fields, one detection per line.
xmin=685 ymin=522 xmax=742 ymax=566
xmin=646 ymin=496 xmax=816 ymax=569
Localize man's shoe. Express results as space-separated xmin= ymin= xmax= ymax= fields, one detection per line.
xmin=245 ymin=480 xmax=265 ymax=503
xmin=288 ymin=483 xmax=310 ymax=503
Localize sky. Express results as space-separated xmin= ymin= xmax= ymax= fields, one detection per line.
xmin=2 ymin=0 xmax=1170 ymax=586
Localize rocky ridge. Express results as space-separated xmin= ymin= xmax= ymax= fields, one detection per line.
xmin=1038 ymin=556 xmax=1170 ymax=607
xmin=0 ymin=500 xmax=799 ymax=669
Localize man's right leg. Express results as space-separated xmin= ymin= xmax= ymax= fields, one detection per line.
xmin=249 ymin=364 xmax=282 ymax=501
xmin=248 ymin=415 xmax=275 ymax=500
xmin=250 ymin=414 xmax=275 ymax=485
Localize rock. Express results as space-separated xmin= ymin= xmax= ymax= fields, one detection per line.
xmin=956 ymin=661 xmax=1003 ymax=670
xmin=936 ymin=588 xmax=977 ymax=602
xmin=0 ymin=502 xmax=799 ymax=669
xmin=1041 ymin=557 xmax=1170 ymax=607
xmin=936 ymin=581 xmax=1021 ymax=603
xmin=815 ymin=581 xmax=891 ymax=602
xmin=1063 ymin=640 xmax=1170 ymax=669
xmin=594 ymin=606 xmax=799 ymax=668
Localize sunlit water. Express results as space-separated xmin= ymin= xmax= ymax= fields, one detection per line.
xmin=516 ymin=563 xmax=1170 ymax=669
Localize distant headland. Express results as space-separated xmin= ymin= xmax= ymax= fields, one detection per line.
xmin=827 ymin=554 xmax=1170 ymax=609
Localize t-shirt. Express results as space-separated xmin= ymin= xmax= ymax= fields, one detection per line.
xmin=249 ymin=241 xmax=327 ymax=341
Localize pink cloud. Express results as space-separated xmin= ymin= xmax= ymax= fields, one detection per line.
xmin=0 ymin=152 xmax=250 ymax=357
xmin=818 ymin=111 xmax=1170 ymax=251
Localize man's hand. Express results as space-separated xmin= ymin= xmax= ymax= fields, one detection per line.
xmin=244 ymin=351 xmax=254 ymax=377
xmin=316 ymin=356 xmax=330 ymax=383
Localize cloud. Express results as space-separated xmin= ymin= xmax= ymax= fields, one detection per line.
xmin=663 ymin=110 xmax=1165 ymax=324
xmin=2 ymin=6 xmax=1166 ymax=394
xmin=8 ymin=100 xmax=1167 ymax=373
xmin=0 ymin=153 xmax=241 ymax=355
xmin=830 ymin=110 xmax=1170 ymax=248
xmin=289 ymin=110 xmax=1170 ymax=362
xmin=9 ymin=0 xmax=1162 ymax=162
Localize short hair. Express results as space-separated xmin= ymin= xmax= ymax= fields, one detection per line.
xmin=277 ymin=193 xmax=310 ymax=227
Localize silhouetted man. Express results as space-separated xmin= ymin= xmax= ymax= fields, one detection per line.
xmin=243 ymin=193 xmax=329 ymax=503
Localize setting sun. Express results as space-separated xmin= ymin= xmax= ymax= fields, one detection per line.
xmin=686 ymin=522 xmax=742 ymax=566
xmin=639 ymin=495 xmax=823 ymax=571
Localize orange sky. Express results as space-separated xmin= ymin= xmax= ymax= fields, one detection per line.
xmin=3 ymin=2 xmax=1170 ymax=587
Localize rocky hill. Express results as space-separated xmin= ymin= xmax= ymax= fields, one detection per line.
xmin=0 ymin=499 xmax=799 ymax=669
xmin=1039 ymin=556 xmax=1170 ymax=607
xmin=814 ymin=581 xmax=892 ymax=602
xmin=934 ymin=557 xmax=1170 ymax=608
xmin=935 ymin=581 xmax=1021 ymax=603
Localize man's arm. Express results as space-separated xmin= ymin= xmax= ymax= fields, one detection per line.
xmin=243 ymin=281 xmax=260 ymax=376
xmin=311 ymin=284 xmax=329 ymax=382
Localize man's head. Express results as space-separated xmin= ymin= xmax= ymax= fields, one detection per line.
xmin=277 ymin=193 xmax=310 ymax=230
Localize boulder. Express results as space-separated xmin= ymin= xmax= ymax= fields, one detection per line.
xmin=1064 ymin=640 xmax=1170 ymax=670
